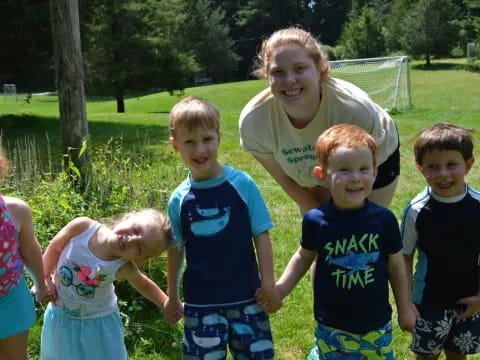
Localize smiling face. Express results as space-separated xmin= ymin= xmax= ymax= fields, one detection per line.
xmin=314 ymin=145 xmax=378 ymax=210
xmin=417 ymin=149 xmax=474 ymax=198
xmin=112 ymin=215 xmax=167 ymax=262
xmin=268 ymin=44 xmax=322 ymax=111
xmin=170 ymin=125 xmax=223 ymax=181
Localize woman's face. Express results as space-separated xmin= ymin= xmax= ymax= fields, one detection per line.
xmin=268 ymin=44 xmax=322 ymax=109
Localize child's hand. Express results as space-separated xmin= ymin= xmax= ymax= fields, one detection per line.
xmin=164 ymin=297 xmax=184 ymax=325
xmin=31 ymin=280 xmax=56 ymax=303
xmin=456 ymin=295 xmax=480 ymax=321
xmin=255 ymin=286 xmax=283 ymax=313
xmin=398 ymin=302 xmax=419 ymax=333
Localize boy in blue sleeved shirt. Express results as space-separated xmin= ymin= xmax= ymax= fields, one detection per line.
xmin=258 ymin=124 xmax=416 ymax=359
xmin=164 ymin=96 xmax=277 ymax=360
xmin=402 ymin=123 xmax=480 ymax=360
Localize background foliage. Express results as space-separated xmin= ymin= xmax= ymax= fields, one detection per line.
xmin=1 ymin=59 xmax=479 ymax=359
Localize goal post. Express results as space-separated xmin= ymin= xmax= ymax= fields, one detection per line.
xmin=329 ymin=56 xmax=412 ymax=111
xmin=3 ymin=84 xmax=18 ymax=101
xmin=467 ymin=42 xmax=479 ymax=64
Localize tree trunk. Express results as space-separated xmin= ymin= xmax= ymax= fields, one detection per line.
xmin=116 ymin=94 xmax=125 ymax=113
xmin=426 ymin=52 xmax=431 ymax=65
xmin=49 ymin=0 xmax=89 ymax=184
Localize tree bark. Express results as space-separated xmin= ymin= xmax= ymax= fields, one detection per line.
xmin=49 ymin=0 xmax=89 ymax=184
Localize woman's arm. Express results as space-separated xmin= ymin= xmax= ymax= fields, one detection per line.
xmin=254 ymin=155 xmax=330 ymax=214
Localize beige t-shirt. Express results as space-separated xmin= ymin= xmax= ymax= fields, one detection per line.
xmin=239 ymin=77 xmax=399 ymax=188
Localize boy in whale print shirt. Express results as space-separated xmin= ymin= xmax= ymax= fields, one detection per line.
xmin=258 ymin=124 xmax=416 ymax=359
xmin=164 ymin=96 xmax=278 ymax=360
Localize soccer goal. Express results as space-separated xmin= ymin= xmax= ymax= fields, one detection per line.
xmin=3 ymin=84 xmax=18 ymax=101
xmin=329 ymin=56 xmax=412 ymax=111
xmin=467 ymin=42 xmax=479 ymax=64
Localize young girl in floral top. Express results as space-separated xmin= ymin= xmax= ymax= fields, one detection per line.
xmin=41 ymin=209 xmax=172 ymax=360
xmin=0 ymin=146 xmax=51 ymax=359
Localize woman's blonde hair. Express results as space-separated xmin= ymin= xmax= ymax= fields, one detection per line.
xmin=252 ymin=27 xmax=330 ymax=79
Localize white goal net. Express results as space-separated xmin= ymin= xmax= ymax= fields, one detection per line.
xmin=3 ymin=84 xmax=18 ymax=101
xmin=467 ymin=42 xmax=479 ymax=64
xmin=329 ymin=56 xmax=412 ymax=111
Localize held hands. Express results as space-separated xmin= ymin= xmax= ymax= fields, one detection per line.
xmin=163 ymin=297 xmax=184 ymax=325
xmin=456 ymin=295 xmax=480 ymax=321
xmin=31 ymin=278 xmax=57 ymax=302
xmin=398 ymin=301 xmax=419 ymax=333
xmin=255 ymin=286 xmax=283 ymax=313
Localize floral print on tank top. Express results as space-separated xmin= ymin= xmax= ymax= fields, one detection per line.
xmin=0 ymin=196 xmax=23 ymax=295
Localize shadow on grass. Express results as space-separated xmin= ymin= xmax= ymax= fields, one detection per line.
xmin=411 ymin=62 xmax=459 ymax=71
xmin=0 ymin=113 xmax=170 ymax=153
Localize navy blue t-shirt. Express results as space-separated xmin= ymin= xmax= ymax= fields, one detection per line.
xmin=402 ymin=186 xmax=480 ymax=310
xmin=168 ymin=165 xmax=273 ymax=307
xmin=302 ymin=200 xmax=402 ymax=334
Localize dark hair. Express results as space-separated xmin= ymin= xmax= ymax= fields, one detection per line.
xmin=414 ymin=122 xmax=474 ymax=164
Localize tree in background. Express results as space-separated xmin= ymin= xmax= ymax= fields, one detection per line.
xmin=337 ymin=5 xmax=387 ymax=59
xmin=308 ymin=0 xmax=350 ymax=46
xmin=179 ymin=0 xmax=239 ymax=83
xmin=81 ymin=0 xmax=196 ymax=113
xmin=452 ymin=0 xmax=480 ymax=54
xmin=399 ymin=0 xmax=460 ymax=64
xmin=0 ymin=0 xmax=54 ymax=92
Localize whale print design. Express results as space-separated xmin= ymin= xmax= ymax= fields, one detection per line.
xmin=191 ymin=331 xmax=221 ymax=348
xmin=231 ymin=322 xmax=255 ymax=337
xmin=327 ymin=251 xmax=379 ymax=275
xmin=196 ymin=205 xmax=219 ymax=217
xmin=190 ymin=207 xmax=230 ymax=237
xmin=244 ymin=303 xmax=262 ymax=315
xmin=250 ymin=340 xmax=273 ymax=352
xmin=204 ymin=350 xmax=227 ymax=360
xmin=203 ymin=313 xmax=228 ymax=327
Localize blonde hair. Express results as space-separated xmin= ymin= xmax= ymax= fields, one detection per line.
xmin=315 ymin=124 xmax=377 ymax=170
xmin=116 ymin=208 xmax=173 ymax=259
xmin=169 ymin=96 xmax=220 ymax=138
xmin=414 ymin=122 xmax=475 ymax=165
xmin=252 ymin=27 xmax=330 ymax=79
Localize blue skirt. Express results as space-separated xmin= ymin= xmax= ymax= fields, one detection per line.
xmin=41 ymin=303 xmax=128 ymax=360
xmin=0 ymin=274 xmax=36 ymax=339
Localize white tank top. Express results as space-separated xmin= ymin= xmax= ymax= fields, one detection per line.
xmin=53 ymin=222 xmax=127 ymax=319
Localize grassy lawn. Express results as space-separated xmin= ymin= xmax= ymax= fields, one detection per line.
xmin=1 ymin=59 xmax=480 ymax=359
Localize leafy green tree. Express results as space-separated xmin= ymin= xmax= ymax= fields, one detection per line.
xmin=338 ymin=5 xmax=387 ymax=59
xmin=181 ymin=0 xmax=239 ymax=83
xmin=452 ymin=0 xmax=480 ymax=50
xmin=0 ymin=0 xmax=54 ymax=91
xmin=406 ymin=0 xmax=460 ymax=64
xmin=309 ymin=0 xmax=350 ymax=46
xmin=81 ymin=0 xmax=196 ymax=113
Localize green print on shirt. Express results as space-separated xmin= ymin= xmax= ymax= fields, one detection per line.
xmin=324 ymin=233 xmax=380 ymax=290
xmin=281 ymin=145 xmax=317 ymax=164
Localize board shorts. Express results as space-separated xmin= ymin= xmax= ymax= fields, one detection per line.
xmin=183 ymin=300 xmax=274 ymax=359
xmin=411 ymin=305 xmax=480 ymax=356
xmin=308 ymin=321 xmax=394 ymax=360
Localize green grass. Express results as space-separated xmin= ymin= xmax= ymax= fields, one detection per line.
xmin=1 ymin=59 xmax=480 ymax=359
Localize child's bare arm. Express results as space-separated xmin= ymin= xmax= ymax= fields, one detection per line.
xmin=276 ymin=246 xmax=316 ymax=299
xmin=6 ymin=196 xmax=49 ymax=301
xmin=388 ymin=251 xmax=418 ymax=332
xmin=164 ymin=246 xmax=185 ymax=325
xmin=43 ymin=217 xmax=92 ymax=278
xmin=254 ymin=231 xmax=282 ymax=312
xmin=117 ymin=261 xmax=167 ymax=308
